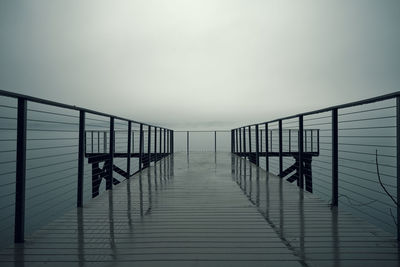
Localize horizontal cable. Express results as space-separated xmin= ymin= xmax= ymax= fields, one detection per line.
xmin=340 ymin=178 xmax=394 ymax=196
xmin=339 ymin=105 xmax=395 ymax=117
xmin=338 ymin=156 xmax=396 ymax=169
xmin=339 ymin=170 xmax=395 ymax=188
xmin=339 ymin=201 xmax=394 ymax=228
xmin=339 ymin=149 xmax=395 ymax=158
xmin=26 ymin=179 xmax=76 ymax=201
xmin=303 ymin=114 xmax=332 ymax=122
xmin=28 ymin=108 xmax=78 ymax=118
xmin=338 ymin=143 xmax=395 ymax=148
xmin=26 ymin=144 xmax=78 ymax=151
xmin=27 ymin=119 xmax=78 ymax=126
xmin=27 ymin=128 xmax=77 ymax=132
xmin=27 ymin=172 xmax=78 ymax=191
xmin=0 ymin=116 xmax=16 ymax=120
xmin=0 ymin=191 xmax=15 ymax=199
xmin=0 ymin=104 xmax=16 ymax=109
xmin=27 ymin=151 xmax=77 ymax=161
xmin=27 ymin=166 xmax=74 ymax=181
xmin=339 ymin=163 xmax=396 ymax=178
xmin=339 ymin=125 xmax=395 ymax=130
xmin=0 ymin=170 xmax=15 ymax=176
xmin=338 ymin=135 xmax=396 ymax=138
xmin=338 ymin=115 xmax=396 ymax=124
xmin=26 ymin=158 xmax=77 ymax=171
xmin=339 ymin=185 xmax=395 ymax=207
xmin=27 ymin=137 xmax=78 ymax=141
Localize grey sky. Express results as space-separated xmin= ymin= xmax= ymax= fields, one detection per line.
xmin=0 ymin=0 xmax=399 ymax=130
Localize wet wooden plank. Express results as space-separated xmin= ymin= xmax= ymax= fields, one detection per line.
xmin=0 ymin=152 xmax=398 ymax=266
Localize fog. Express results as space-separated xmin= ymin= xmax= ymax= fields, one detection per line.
xmin=0 ymin=0 xmax=399 ymax=130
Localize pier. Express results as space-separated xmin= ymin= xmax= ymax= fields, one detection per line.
xmin=0 ymin=90 xmax=400 ymax=266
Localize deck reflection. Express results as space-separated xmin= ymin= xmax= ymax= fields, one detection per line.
xmin=232 ymin=154 xmax=400 ymax=267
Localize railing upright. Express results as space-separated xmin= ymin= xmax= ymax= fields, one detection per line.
xmin=171 ymin=130 xmax=174 ymax=154
xmin=148 ymin=125 xmax=151 ymax=166
xmin=265 ymin=123 xmax=269 ymax=173
xmin=215 ymin=131 xmax=217 ymax=153
xmin=163 ymin=128 xmax=166 ymax=155
xmin=397 ymin=97 xmax=400 ymax=241
xmin=14 ymin=98 xmax=27 ymax=243
xmin=248 ymin=126 xmax=252 ymax=153
xmin=239 ymin=128 xmax=242 ymax=153
xmin=77 ymin=111 xmax=85 ymax=207
xmin=235 ymin=129 xmax=238 ymax=153
xmin=154 ymin=127 xmax=157 ymax=161
xmin=279 ymin=120 xmax=283 ymax=177
xmin=243 ymin=127 xmax=246 ymax=153
xmin=186 ymin=131 xmax=189 ymax=154
xmin=159 ymin=128 xmax=162 ymax=159
xmin=231 ymin=130 xmax=234 ymax=153
xmin=126 ymin=121 xmax=132 ymax=179
xmin=298 ymin=116 xmax=304 ymax=189
xmin=107 ymin=117 xmax=114 ymax=190
xmin=255 ymin=125 xmax=259 ymax=166
xmin=332 ymin=109 xmax=338 ymax=206
xmin=139 ymin=124 xmax=143 ymax=171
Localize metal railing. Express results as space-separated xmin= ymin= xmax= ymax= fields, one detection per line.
xmin=231 ymin=91 xmax=400 ymax=241
xmin=0 ymin=89 xmax=173 ymax=247
xmin=174 ymin=130 xmax=231 ymax=152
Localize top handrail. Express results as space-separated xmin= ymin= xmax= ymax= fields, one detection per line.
xmin=0 ymin=89 xmax=171 ymax=130
xmin=234 ymin=91 xmax=400 ymax=129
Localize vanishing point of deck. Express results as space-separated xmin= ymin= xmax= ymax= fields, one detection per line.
xmin=1 ymin=152 xmax=399 ymax=266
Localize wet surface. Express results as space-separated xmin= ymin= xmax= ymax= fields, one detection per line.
xmin=0 ymin=152 xmax=399 ymax=266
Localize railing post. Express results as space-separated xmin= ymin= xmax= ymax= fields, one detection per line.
xmin=14 ymin=98 xmax=27 ymax=243
xmin=265 ymin=123 xmax=269 ymax=173
xmin=171 ymin=130 xmax=174 ymax=154
xmin=159 ymin=128 xmax=162 ymax=159
xmin=215 ymin=131 xmax=217 ymax=153
xmin=103 ymin=131 xmax=107 ymax=153
xmin=139 ymin=124 xmax=144 ymax=171
xmin=235 ymin=129 xmax=238 ymax=153
xmin=148 ymin=125 xmax=151 ymax=166
xmin=186 ymin=131 xmax=189 ymax=154
xmin=279 ymin=120 xmax=283 ymax=177
xmin=154 ymin=127 xmax=157 ymax=161
xmin=396 ymin=97 xmax=400 ymax=242
xmin=299 ymin=115 xmax=304 ymax=189
xmin=243 ymin=127 xmax=246 ymax=153
xmin=77 ymin=110 xmax=85 ymax=207
xmin=239 ymin=128 xmax=242 ymax=153
xmin=107 ymin=117 xmax=114 ymax=190
xmin=255 ymin=125 xmax=259 ymax=166
xmin=126 ymin=121 xmax=132 ymax=179
xmin=91 ymin=131 xmax=93 ymax=153
xmin=163 ymin=128 xmax=166 ymax=155
xmin=231 ymin=130 xmax=234 ymax=153
xmin=332 ymin=109 xmax=338 ymax=206
xmin=167 ymin=130 xmax=170 ymax=154
xmin=248 ymin=126 xmax=252 ymax=153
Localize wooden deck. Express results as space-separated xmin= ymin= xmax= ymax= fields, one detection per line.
xmin=0 ymin=152 xmax=399 ymax=266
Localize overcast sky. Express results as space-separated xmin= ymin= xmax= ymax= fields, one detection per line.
xmin=0 ymin=0 xmax=399 ymax=130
